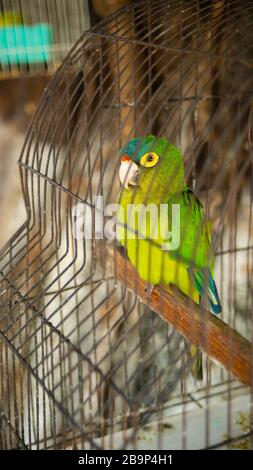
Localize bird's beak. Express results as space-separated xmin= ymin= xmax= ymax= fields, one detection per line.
xmin=119 ymin=156 xmax=139 ymax=189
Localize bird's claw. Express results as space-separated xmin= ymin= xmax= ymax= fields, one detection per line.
xmin=144 ymin=283 xmax=154 ymax=303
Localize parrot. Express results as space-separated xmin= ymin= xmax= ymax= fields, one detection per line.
xmin=116 ymin=135 xmax=222 ymax=381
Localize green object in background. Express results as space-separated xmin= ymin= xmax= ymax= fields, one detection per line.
xmin=0 ymin=23 xmax=52 ymax=65
xmin=0 ymin=12 xmax=22 ymax=27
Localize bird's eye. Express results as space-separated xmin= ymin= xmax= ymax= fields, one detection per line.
xmin=140 ymin=152 xmax=159 ymax=168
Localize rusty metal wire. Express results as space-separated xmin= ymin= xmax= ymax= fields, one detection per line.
xmin=0 ymin=0 xmax=253 ymax=450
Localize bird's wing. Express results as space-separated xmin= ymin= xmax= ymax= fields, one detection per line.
xmin=167 ymin=188 xmax=212 ymax=266
xmin=188 ymin=265 xmax=222 ymax=314
xmin=167 ymin=188 xmax=221 ymax=314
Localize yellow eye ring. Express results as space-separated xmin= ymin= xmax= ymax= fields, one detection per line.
xmin=140 ymin=152 xmax=159 ymax=168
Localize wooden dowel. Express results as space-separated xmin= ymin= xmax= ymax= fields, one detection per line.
xmin=106 ymin=246 xmax=252 ymax=386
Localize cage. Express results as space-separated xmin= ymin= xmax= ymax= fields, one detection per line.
xmin=0 ymin=0 xmax=253 ymax=450
xmin=0 ymin=0 xmax=90 ymax=78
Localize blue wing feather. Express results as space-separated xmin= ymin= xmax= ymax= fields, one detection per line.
xmin=188 ymin=267 xmax=222 ymax=314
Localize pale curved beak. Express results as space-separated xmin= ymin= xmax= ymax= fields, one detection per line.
xmin=119 ymin=159 xmax=139 ymax=189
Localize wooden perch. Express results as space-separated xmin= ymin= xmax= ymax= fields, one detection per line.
xmin=106 ymin=245 xmax=253 ymax=386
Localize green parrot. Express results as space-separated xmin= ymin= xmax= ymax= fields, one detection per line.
xmin=116 ymin=135 xmax=221 ymax=380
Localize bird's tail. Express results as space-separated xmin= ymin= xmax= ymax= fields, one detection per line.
xmin=190 ymin=345 xmax=203 ymax=381
xmin=188 ymin=266 xmax=222 ymax=381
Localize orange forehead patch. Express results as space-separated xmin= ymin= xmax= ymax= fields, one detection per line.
xmin=121 ymin=155 xmax=132 ymax=162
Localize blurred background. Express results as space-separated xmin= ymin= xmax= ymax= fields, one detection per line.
xmin=0 ymin=0 xmax=130 ymax=247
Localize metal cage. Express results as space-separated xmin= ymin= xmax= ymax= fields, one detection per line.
xmin=0 ymin=0 xmax=253 ymax=450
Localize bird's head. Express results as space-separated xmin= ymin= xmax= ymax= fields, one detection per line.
xmin=119 ymin=135 xmax=185 ymax=192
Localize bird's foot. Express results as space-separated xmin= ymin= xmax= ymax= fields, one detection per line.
xmin=144 ymin=283 xmax=154 ymax=303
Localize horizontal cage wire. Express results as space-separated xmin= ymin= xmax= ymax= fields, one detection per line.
xmin=0 ymin=0 xmax=253 ymax=450
xmin=0 ymin=0 xmax=90 ymax=78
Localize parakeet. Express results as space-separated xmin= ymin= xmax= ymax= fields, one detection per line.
xmin=116 ymin=135 xmax=222 ymax=380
